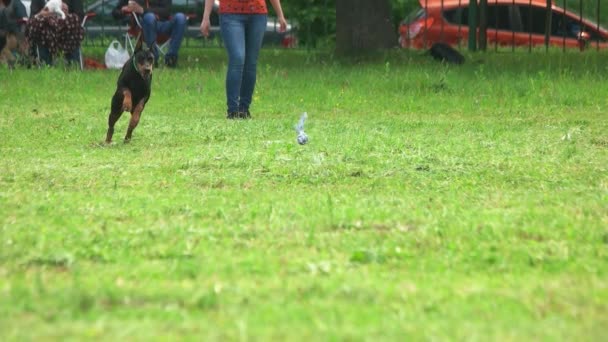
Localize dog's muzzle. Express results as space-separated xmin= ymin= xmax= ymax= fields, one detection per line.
xmin=141 ymin=65 xmax=152 ymax=79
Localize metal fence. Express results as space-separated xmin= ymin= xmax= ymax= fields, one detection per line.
xmin=80 ymin=0 xmax=295 ymax=49
xmin=398 ymin=0 xmax=608 ymax=52
xmin=80 ymin=0 xmax=607 ymax=52
xmin=80 ymin=0 xmax=216 ymax=48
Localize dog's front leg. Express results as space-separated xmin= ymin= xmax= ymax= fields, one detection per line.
xmin=124 ymin=100 xmax=145 ymax=143
xmin=122 ymin=88 xmax=133 ymax=112
xmin=106 ymin=92 xmax=126 ymax=143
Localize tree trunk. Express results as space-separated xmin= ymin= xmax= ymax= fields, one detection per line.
xmin=335 ymin=0 xmax=396 ymax=55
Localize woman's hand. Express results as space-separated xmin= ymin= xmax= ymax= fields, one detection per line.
xmin=127 ymin=1 xmax=144 ymax=14
xmin=278 ymin=16 xmax=287 ymax=33
xmin=268 ymin=0 xmax=287 ymax=32
xmin=200 ymin=17 xmax=210 ymax=37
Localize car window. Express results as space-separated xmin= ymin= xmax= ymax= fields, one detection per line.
xmin=444 ymin=5 xmax=528 ymax=33
xmin=552 ymin=11 xmax=580 ymax=38
xmin=518 ymin=5 xmax=548 ymax=34
xmin=519 ymin=5 xmax=605 ymax=42
xmin=443 ymin=5 xmax=516 ymax=30
xmin=552 ymin=12 xmax=606 ymax=41
xmin=443 ymin=7 xmax=467 ymax=26
xmin=441 ymin=3 xmax=606 ymax=44
xmin=403 ymin=7 xmax=426 ymax=24
xmin=486 ymin=5 xmax=519 ymax=31
xmin=580 ymin=23 xmax=606 ymax=41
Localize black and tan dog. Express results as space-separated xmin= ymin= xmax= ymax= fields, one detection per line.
xmin=0 ymin=32 xmax=29 ymax=68
xmin=105 ymin=45 xmax=155 ymax=143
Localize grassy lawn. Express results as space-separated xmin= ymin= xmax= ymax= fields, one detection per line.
xmin=1 ymin=48 xmax=607 ymax=340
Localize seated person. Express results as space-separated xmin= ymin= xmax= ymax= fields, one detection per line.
xmin=0 ymin=0 xmax=27 ymax=52
xmin=26 ymin=0 xmax=84 ymax=66
xmin=112 ymin=0 xmax=186 ymax=68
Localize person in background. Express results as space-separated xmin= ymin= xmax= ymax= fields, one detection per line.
xmin=112 ymin=0 xmax=186 ymax=68
xmin=200 ymin=0 xmax=287 ymax=119
xmin=0 ymin=0 xmax=27 ymax=52
xmin=27 ymin=0 xmax=84 ymax=66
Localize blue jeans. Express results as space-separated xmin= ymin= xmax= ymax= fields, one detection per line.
xmin=37 ymin=46 xmax=80 ymax=66
xmin=141 ymin=12 xmax=187 ymax=61
xmin=220 ymin=14 xmax=267 ymax=113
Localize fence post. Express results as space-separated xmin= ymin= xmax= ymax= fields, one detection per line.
xmin=544 ymin=0 xmax=551 ymax=51
xmin=468 ymin=0 xmax=478 ymax=51
xmin=597 ymin=0 xmax=601 ymax=50
xmin=479 ymin=0 xmax=487 ymax=51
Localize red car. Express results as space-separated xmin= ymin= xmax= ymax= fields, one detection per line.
xmin=399 ymin=0 xmax=608 ymax=50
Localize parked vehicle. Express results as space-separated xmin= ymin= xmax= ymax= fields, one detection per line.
xmin=399 ymin=0 xmax=608 ymax=50
xmin=84 ymin=0 xmax=297 ymax=47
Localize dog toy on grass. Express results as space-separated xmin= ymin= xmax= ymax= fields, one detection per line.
xmin=295 ymin=112 xmax=309 ymax=145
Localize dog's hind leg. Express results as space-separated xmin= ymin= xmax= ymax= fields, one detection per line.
xmin=0 ymin=48 xmax=16 ymax=69
xmin=124 ymin=100 xmax=145 ymax=143
xmin=0 ymin=34 xmax=18 ymax=69
xmin=106 ymin=92 xmax=125 ymax=143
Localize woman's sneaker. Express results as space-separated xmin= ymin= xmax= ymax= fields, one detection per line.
xmin=227 ymin=111 xmax=240 ymax=119
xmin=165 ymin=55 xmax=178 ymax=68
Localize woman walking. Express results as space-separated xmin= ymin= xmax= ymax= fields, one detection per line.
xmin=200 ymin=0 xmax=287 ymax=119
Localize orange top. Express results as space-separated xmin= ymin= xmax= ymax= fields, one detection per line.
xmin=219 ymin=0 xmax=267 ymax=14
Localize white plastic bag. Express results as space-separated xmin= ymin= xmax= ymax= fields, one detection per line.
xmin=104 ymin=40 xmax=130 ymax=69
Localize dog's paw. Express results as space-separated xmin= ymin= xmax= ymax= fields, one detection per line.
xmin=122 ymin=99 xmax=133 ymax=112
xmin=90 ymin=141 xmax=107 ymax=147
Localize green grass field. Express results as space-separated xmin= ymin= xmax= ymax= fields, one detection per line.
xmin=1 ymin=48 xmax=607 ymax=340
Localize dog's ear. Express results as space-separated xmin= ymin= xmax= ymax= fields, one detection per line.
xmin=134 ymin=36 xmax=144 ymax=53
